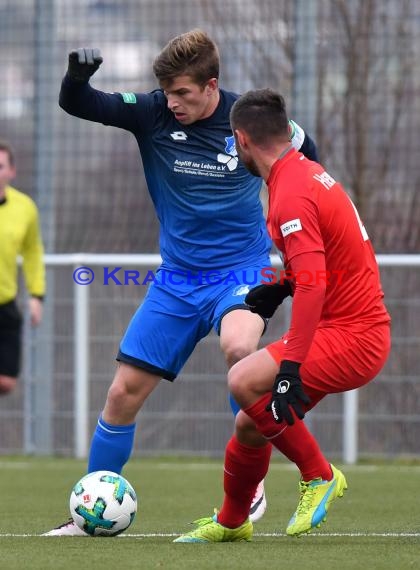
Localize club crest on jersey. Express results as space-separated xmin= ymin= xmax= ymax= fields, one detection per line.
xmin=224 ymin=135 xmax=237 ymax=156
xmin=217 ymin=135 xmax=238 ymax=172
xmin=170 ymin=131 xmax=188 ymax=141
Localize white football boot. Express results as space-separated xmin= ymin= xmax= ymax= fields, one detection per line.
xmin=249 ymin=480 xmax=267 ymax=523
xmin=42 ymin=518 xmax=88 ymax=536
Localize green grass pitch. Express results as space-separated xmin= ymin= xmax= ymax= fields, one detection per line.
xmin=0 ymin=457 xmax=419 ymax=569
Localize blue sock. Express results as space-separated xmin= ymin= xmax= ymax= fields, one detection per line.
xmin=88 ymin=415 xmax=136 ymax=474
xmin=229 ymin=393 xmax=241 ymax=416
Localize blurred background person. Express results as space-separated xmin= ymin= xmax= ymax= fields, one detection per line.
xmin=0 ymin=139 xmax=46 ymax=395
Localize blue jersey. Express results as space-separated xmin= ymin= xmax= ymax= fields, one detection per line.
xmin=59 ymin=77 xmax=318 ymax=271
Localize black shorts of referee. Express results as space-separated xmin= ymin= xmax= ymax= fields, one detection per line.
xmin=0 ymin=300 xmax=22 ymax=377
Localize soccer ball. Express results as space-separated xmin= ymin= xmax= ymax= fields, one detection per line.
xmin=69 ymin=470 xmax=138 ymax=537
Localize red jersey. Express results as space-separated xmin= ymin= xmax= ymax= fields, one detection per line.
xmin=266 ymin=148 xmax=390 ymax=363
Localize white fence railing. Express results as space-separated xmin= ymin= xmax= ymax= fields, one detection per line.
xmin=33 ymin=253 xmax=420 ymax=462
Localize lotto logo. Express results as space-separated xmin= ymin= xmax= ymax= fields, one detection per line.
xmin=170 ymin=131 xmax=188 ymax=141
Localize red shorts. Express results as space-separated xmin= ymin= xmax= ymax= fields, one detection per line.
xmin=266 ymin=322 xmax=391 ymax=409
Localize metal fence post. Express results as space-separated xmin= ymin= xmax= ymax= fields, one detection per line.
xmin=29 ymin=0 xmax=56 ymax=455
xmin=74 ymin=268 xmax=90 ymax=458
xmin=292 ymin=0 xmax=318 ymax=138
xmin=343 ymin=389 xmax=359 ymax=464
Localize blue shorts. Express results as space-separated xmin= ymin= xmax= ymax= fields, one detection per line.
xmin=117 ymin=260 xmax=270 ymax=380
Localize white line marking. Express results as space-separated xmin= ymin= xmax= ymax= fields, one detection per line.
xmin=1 ymin=532 xmax=419 ymax=538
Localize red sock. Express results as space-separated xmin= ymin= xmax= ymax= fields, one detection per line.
xmin=218 ymin=436 xmax=271 ymax=529
xmin=244 ymin=394 xmax=331 ymax=482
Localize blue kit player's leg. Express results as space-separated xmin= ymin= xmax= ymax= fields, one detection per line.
xmin=43 ymin=272 xmax=212 ymax=536
xmin=229 ymin=393 xmax=241 ymax=416
xmin=211 ymin=264 xmax=269 ymax=413
xmin=88 ymin=417 xmax=136 ymax=474
xmin=87 ymin=274 xmax=212 ymax=474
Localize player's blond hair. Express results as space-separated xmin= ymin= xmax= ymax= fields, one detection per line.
xmin=153 ymin=29 xmax=219 ymax=88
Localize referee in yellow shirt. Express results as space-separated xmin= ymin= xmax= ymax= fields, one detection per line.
xmin=0 ymin=140 xmax=46 ymax=395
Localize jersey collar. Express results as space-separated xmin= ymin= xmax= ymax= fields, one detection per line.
xmin=267 ymin=146 xmax=297 ymax=186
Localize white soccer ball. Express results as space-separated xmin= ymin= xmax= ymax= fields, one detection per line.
xmin=69 ymin=470 xmax=138 ymax=536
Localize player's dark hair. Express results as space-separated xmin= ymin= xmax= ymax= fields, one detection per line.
xmin=0 ymin=140 xmax=16 ymax=166
xmin=230 ymin=89 xmax=289 ymax=145
xmin=153 ymin=29 xmax=219 ymax=88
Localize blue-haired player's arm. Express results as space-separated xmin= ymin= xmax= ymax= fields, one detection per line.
xmin=299 ymin=132 xmax=318 ymax=162
xmin=288 ymin=119 xmax=319 ymax=162
xmin=59 ymin=74 xmax=154 ymax=133
xmin=59 ymin=48 xmax=155 ymax=133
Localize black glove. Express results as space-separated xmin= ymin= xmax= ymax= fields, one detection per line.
xmin=266 ymin=360 xmax=311 ymax=425
xmin=245 ymin=280 xmax=292 ymax=318
xmin=67 ymin=48 xmax=103 ymax=82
